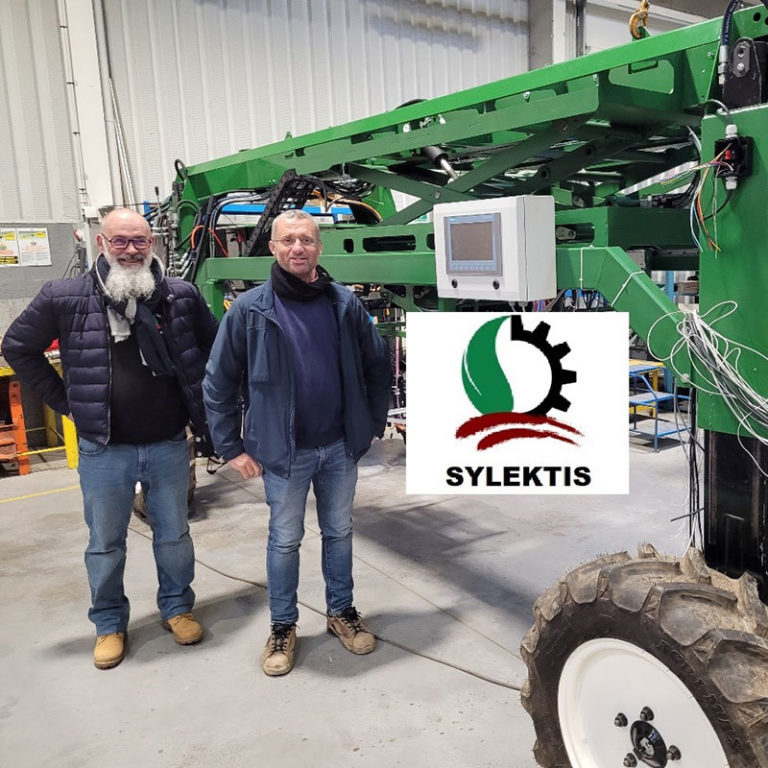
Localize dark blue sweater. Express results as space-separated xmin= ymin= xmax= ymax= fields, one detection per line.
xmin=273 ymin=292 xmax=344 ymax=449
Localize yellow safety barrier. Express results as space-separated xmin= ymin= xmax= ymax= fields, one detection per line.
xmin=0 ymin=358 xmax=78 ymax=471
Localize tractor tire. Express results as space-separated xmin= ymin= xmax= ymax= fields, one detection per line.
xmin=132 ymin=435 xmax=197 ymax=522
xmin=520 ymin=543 xmax=768 ymax=768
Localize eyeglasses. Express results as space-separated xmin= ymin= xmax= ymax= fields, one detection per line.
xmin=101 ymin=235 xmax=153 ymax=250
xmin=270 ymin=236 xmax=319 ymax=247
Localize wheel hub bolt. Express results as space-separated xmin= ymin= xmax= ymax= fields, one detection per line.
xmin=639 ymin=706 xmax=654 ymax=722
xmin=623 ymin=754 xmax=638 ymax=767
xmin=667 ymin=745 xmax=682 ymax=761
xmin=614 ymin=713 xmax=628 ymax=727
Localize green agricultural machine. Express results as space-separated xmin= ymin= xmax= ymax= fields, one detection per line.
xmin=157 ymin=2 xmax=768 ymax=765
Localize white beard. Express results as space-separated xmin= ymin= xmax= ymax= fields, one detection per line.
xmin=104 ymin=254 xmax=156 ymax=302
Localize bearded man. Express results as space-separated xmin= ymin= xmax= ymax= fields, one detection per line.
xmin=1 ymin=208 xmax=218 ymax=669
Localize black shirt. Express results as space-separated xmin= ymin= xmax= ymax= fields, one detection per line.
xmin=109 ymin=330 xmax=187 ymax=444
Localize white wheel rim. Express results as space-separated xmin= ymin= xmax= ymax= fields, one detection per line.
xmin=557 ymin=638 xmax=730 ymax=767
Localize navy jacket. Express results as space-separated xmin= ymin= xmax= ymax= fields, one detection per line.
xmin=203 ymin=279 xmax=391 ymax=477
xmin=1 ymin=269 xmax=219 ymax=448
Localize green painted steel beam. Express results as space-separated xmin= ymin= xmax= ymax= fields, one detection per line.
xmin=555 ymin=207 xmax=693 ymax=249
xmin=346 ymin=164 xmax=475 ymax=206
xmin=197 ymin=252 xmax=436 ymax=288
xmin=696 ymin=107 xmax=768 ymax=438
xmin=502 ymin=130 xmax=651 ymax=197
xmin=180 ymin=16 xmax=726 ymax=184
xmin=196 ymin=240 xmax=690 ymax=380
xmin=556 ymin=245 xmax=688 ymax=377
xmin=173 ymin=8 xmax=768 ymax=226
xmin=383 ymin=118 xmax=595 ymax=225
xmin=645 ymin=250 xmax=699 ymax=271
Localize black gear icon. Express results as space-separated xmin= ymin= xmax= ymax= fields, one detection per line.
xmin=509 ymin=315 xmax=577 ymax=415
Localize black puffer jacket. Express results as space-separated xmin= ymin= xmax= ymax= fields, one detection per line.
xmin=1 ymin=268 xmax=219 ymax=448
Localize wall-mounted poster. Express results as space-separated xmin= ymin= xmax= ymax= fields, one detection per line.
xmin=0 ymin=229 xmax=20 ymax=267
xmin=17 ymin=228 xmax=52 ymax=266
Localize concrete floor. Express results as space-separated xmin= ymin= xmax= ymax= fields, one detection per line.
xmin=0 ymin=433 xmax=692 ymax=767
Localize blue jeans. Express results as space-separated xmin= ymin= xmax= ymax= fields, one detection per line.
xmin=262 ymin=439 xmax=358 ymax=625
xmin=77 ymin=434 xmax=195 ymax=634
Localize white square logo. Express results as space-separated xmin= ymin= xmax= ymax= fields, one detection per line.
xmin=406 ymin=312 xmax=629 ymax=494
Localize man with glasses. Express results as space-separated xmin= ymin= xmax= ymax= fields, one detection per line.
xmin=203 ymin=209 xmax=391 ymax=676
xmin=2 ymin=207 xmax=218 ymax=669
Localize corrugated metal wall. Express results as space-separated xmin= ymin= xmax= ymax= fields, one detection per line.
xmin=585 ymin=1 xmax=703 ymax=54
xmin=102 ymin=0 xmax=529 ymax=203
xmin=0 ymin=0 xmax=79 ymax=223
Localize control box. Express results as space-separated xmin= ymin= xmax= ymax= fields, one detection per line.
xmin=433 ymin=195 xmax=556 ymax=302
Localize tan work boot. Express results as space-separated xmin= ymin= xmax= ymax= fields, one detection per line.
xmin=162 ymin=612 xmax=203 ymax=645
xmin=94 ymin=632 xmax=126 ymax=669
xmin=261 ymin=623 xmax=297 ymax=676
xmin=327 ymin=607 xmax=376 ymax=655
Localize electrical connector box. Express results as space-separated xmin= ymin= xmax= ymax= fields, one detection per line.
xmin=433 ymin=195 xmax=556 ymax=302
xmin=714 ymin=135 xmax=753 ymax=185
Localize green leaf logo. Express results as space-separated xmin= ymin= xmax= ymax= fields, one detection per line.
xmin=461 ymin=316 xmax=513 ymax=414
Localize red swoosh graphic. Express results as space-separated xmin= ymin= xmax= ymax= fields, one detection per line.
xmin=456 ymin=412 xmax=583 ymax=439
xmin=477 ymin=428 xmax=579 ymax=450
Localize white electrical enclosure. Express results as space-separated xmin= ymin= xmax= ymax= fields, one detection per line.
xmin=433 ymin=195 xmax=556 ymax=302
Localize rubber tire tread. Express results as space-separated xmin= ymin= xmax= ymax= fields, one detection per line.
xmin=520 ymin=544 xmax=768 ymax=768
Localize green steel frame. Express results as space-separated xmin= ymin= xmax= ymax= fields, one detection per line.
xmin=170 ymin=6 xmax=768 ymax=440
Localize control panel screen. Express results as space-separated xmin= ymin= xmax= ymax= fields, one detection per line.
xmin=444 ymin=213 xmax=501 ymax=274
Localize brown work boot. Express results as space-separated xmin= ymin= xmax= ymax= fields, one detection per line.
xmin=327 ymin=607 xmax=376 ymax=655
xmin=261 ymin=623 xmax=297 ymax=676
xmin=162 ymin=612 xmax=203 ymax=645
xmin=93 ymin=632 xmax=126 ymax=669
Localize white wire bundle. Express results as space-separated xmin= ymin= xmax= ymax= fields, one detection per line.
xmin=650 ymin=301 xmax=768 ymax=475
